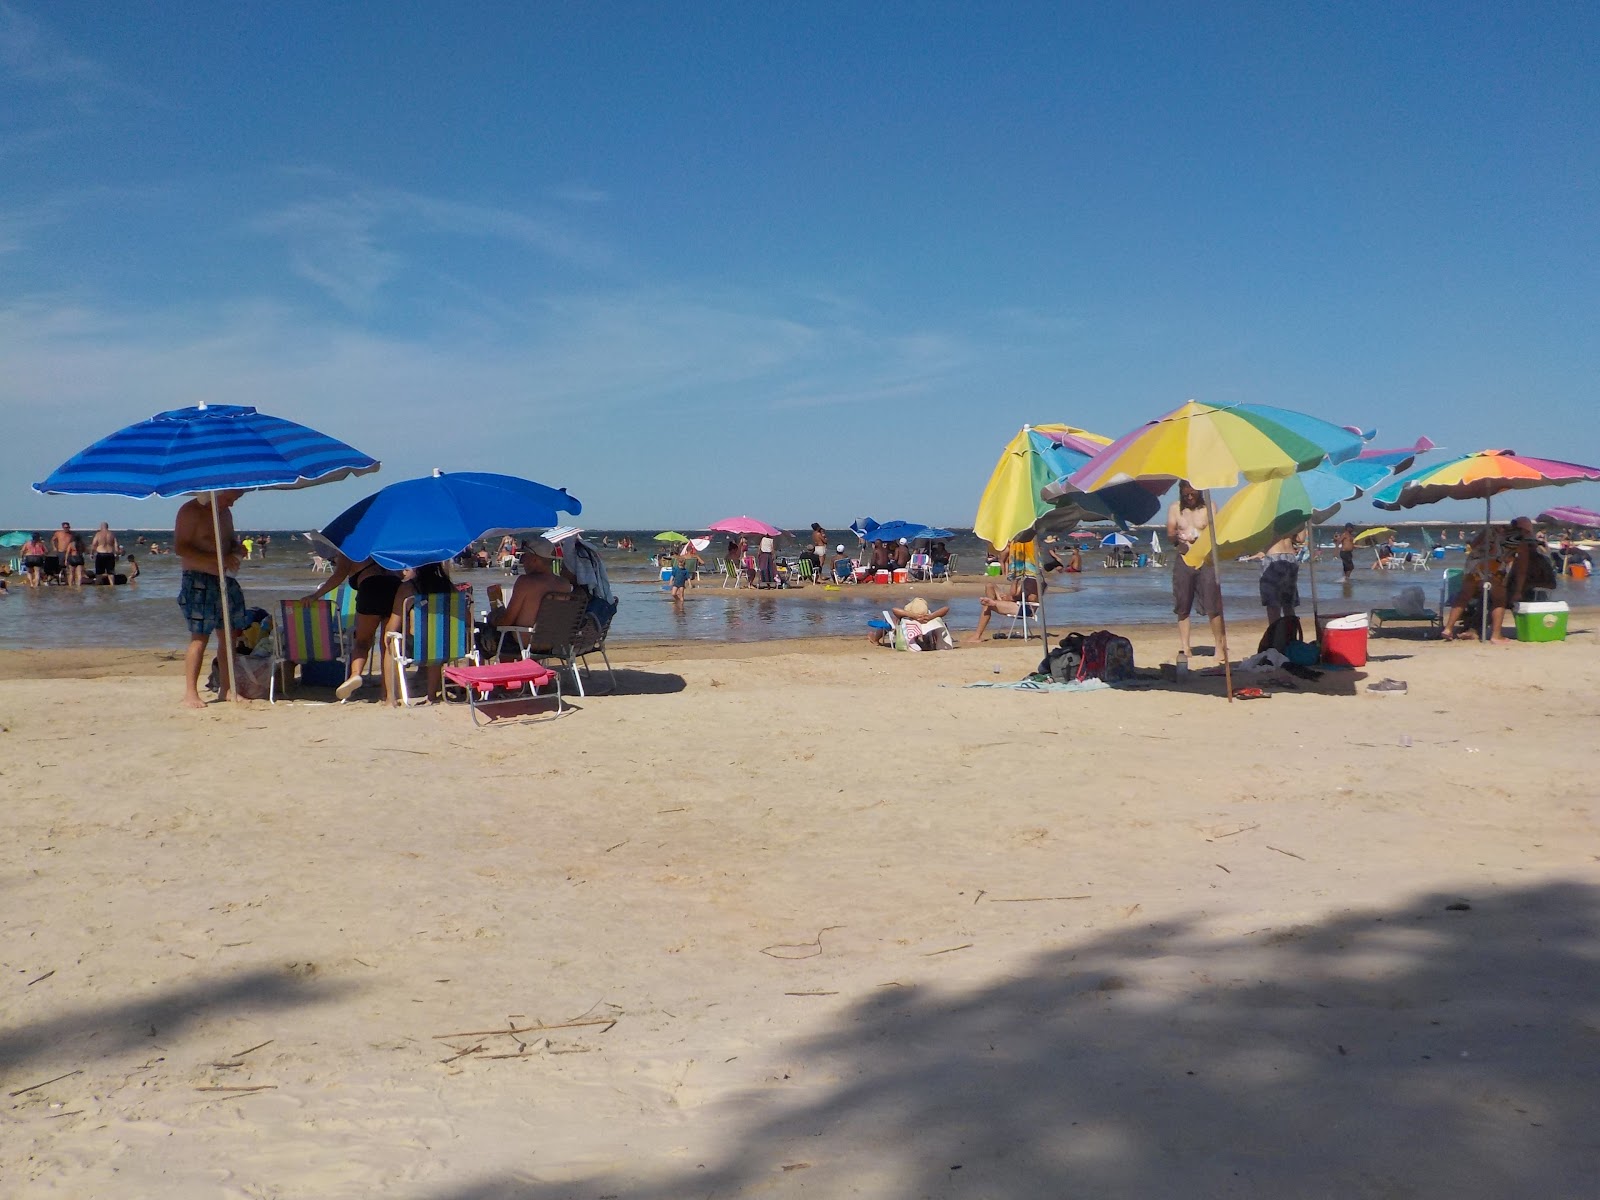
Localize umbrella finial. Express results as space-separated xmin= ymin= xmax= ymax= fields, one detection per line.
xmin=432 ymin=468 xmax=443 ymax=477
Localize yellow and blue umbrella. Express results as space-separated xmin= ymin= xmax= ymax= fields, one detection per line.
xmin=1068 ymin=400 xmax=1364 ymax=494
xmin=977 ymin=424 xmax=1164 ymax=549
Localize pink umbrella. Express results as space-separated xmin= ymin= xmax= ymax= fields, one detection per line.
xmin=708 ymin=516 xmax=783 ymax=537
xmin=1539 ymin=505 xmax=1600 ymax=528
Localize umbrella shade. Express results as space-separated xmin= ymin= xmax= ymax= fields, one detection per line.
xmin=978 ymin=424 xmax=1164 ymax=547
xmin=708 ymin=516 xmax=782 ymax=537
xmin=33 ymin=403 xmax=378 ymax=498
xmin=1100 ymin=532 xmax=1134 ymax=548
xmin=654 ymin=531 xmax=689 ymax=543
xmin=322 ymin=470 xmax=582 ymax=570
xmin=1372 ymin=449 xmax=1600 ymax=511
xmin=1067 ymin=400 xmax=1365 ymax=493
xmin=1353 ymin=527 xmax=1394 ymax=544
xmin=1 ymin=531 xmax=31 ymax=547
xmin=1539 ymin=506 xmax=1600 ymax=527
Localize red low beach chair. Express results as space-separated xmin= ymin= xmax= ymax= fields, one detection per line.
xmin=441 ymin=658 xmax=566 ymax=726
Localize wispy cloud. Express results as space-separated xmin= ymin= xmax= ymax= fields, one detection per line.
xmin=250 ymin=186 xmax=615 ymax=309
xmin=0 ymin=3 xmax=151 ymax=111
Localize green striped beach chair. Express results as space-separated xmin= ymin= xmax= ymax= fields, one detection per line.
xmin=270 ymin=598 xmax=344 ymax=702
xmin=386 ymin=590 xmax=475 ymax=706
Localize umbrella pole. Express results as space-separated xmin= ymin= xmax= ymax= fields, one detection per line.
xmin=1481 ymin=496 xmax=1492 ymax=642
xmin=1204 ymin=493 xmax=1233 ymax=702
xmin=209 ymin=491 xmax=238 ymax=701
xmin=1305 ymin=525 xmax=1320 ymax=627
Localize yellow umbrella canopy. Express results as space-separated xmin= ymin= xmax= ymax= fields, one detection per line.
xmin=1353 ymin=526 xmax=1394 ymax=544
xmin=973 ymin=425 xmax=1113 ymax=549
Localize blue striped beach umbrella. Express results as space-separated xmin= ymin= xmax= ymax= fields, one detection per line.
xmin=33 ymin=402 xmax=378 ymax=498
xmin=34 ymin=402 xmax=380 ymax=696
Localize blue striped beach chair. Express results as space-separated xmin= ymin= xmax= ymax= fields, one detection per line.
xmin=385 ymin=590 xmax=475 ymax=706
xmin=270 ymin=598 xmax=343 ymax=702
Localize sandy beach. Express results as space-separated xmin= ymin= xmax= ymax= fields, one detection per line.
xmin=3 ymin=616 xmax=1598 ymax=1198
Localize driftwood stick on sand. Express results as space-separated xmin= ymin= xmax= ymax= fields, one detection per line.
xmin=1266 ymin=845 xmax=1307 ymax=860
xmin=431 ymin=1018 xmax=617 ymax=1040
xmin=922 ymin=944 xmax=973 ymax=956
xmin=232 ymin=1039 xmax=274 ymax=1058
xmin=987 ymin=895 xmax=1091 ymax=903
xmin=1209 ymin=823 xmax=1260 ymax=841
xmin=9 ymin=1070 xmax=82 ymax=1098
xmin=194 ymin=1085 xmax=278 ymax=1093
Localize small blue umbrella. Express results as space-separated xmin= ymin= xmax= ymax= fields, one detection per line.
xmin=1100 ymin=532 xmax=1135 ymax=548
xmin=34 ymin=402 xmax=379 ymax=696
xmin=1 ymin=531 xmax=31 ymax=548
xmin=322 ymin=470 xmax=582 ymax=570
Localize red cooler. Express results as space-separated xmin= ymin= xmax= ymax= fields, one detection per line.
xmin=874 ymin=569 xmax=892 ymax=585
xmin=1318 ymin=613 xmax=1369 ymax=667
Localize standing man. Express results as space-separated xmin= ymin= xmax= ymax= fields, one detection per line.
xmin=757 ymin=532 xmax=776 ymax=588
xmin=90 ymin=522 xmax=121 ymax=580
xmin=1336 ymin=524 xmax=1356 ymax=579
xmin=174 ymin=490 xmax=247 ymax=708
xmin=53 ymin=521 xmax=85 ymax=586
xmin=1166 ymin=481 xmax=1224 ymax=661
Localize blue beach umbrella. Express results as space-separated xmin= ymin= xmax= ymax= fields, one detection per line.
xmin=34 ymin=401 xmax=380 ymax=696
xmin=862 ymin=520 xmax=953 ymax=543
xmin=1100 ymin=532 xmax=1135 ymax=548
xmin=1 ymin=531 xmax=31 ymax=548
xmin=321 ymin=469 xmax=582 ymax=570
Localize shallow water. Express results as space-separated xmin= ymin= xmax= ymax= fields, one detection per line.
xmin=3 ymin=527 xmax=1567 ymax=652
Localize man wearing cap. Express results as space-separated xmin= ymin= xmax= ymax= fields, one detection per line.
xmin=488 ymin=536 xmax=573 ymax=655
xmin=894 ymin=537 xmax=912 ymax=569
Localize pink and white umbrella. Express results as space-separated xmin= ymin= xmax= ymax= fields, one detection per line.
xmin=708 ymin=516 xmax=783 ymax=537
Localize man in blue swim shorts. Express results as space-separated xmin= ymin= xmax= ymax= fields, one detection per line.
xmin=174 ymin=489 xmax=247 ymax=707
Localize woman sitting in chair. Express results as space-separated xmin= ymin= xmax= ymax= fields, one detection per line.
xmin=970 ymin=573 xmax=1044 ymax=644
xmin=385 ymin=561 xmax=455 ymax=704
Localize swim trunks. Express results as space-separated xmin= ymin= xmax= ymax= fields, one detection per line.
xmin=1339 ymin=550 xmax=1354 ymax=573
xmin=1172 ymin=556 xmax=1221 ymax=619
xmin=94 ymin=553 xmax=117 ymax=576
xmin=1259 ymin=556 xmax=1301 ymax=610
xmin=177 ymin=570 xmax=247 ymax=636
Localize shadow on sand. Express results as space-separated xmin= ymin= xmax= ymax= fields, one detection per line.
xmin=423 ymin=880 xmax=1599 ymax=1198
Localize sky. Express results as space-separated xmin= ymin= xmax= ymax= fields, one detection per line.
xmin=3 ymin=2 xmax=1598 ymax=533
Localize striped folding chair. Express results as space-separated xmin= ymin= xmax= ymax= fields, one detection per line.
xmin=270 ymin=599 xmax=343 ymax=702
xmin=386 ymin=590 xmax=476 ymax=707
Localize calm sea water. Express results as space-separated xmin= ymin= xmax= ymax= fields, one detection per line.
xmin=2 ymin=527 xmax=1585 ymax=652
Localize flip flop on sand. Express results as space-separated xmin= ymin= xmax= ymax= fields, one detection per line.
xmin=335 ymin=676 xmax=363 ymax=702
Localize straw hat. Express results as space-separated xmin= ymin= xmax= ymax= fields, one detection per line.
xmin=903 ymin=597 xmax=931 ymax=618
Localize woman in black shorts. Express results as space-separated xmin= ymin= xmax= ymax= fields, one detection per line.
xmin=306 ymin=553 xmax=400 ymax=701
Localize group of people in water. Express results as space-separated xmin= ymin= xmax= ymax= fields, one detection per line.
xmin=12 ymin=522 xmax=140 ymax=588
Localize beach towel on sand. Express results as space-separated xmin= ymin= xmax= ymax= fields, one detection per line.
xmin=965 ymin=677 xmax=1111 ymax=692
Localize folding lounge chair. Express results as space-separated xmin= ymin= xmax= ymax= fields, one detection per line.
xmin=385 ymin=590 xmax=476 ymax=707
xmin=569 ymin=594 xmax=619 ymax=696
xmin=1003 ymin=576 xmax=1044 ymax=641
xmin=269 ymin=598 xmax=344 ymax=702
xmin=908 ymin=552 xmax=932 ymax=581
xmin=441 ymin=658 xmax=565 ymax=726
xmin=491 ymin=589 xmax=589 ymax=689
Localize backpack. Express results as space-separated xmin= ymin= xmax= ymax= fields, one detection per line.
xmin=1077 ymin=630 xmax=1135 ymax=683
xmin=1258 ymin=615 xmax=1303 ymax=654
xmin=1038 ymin=632 xmax=1084 ymax=683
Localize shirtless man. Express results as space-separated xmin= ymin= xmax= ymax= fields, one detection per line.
xmin=971 ymin=572 xmax=1044 ymax=643
xmin=53 ymin=522 xmax=85 ymax=586
xmin=1258 ymin=530 xmax=1303 ymax=626
xmin=1167 ymin=481 xmax=1224 ymax=660
xmin=174 ymin=490 xmax=247 ymax=707
xmin=488 ymin=538 xmax=574 ymax=657
xmin=1335 ymin=523 xmax=1356 ymax=578
xmin=90 ymin=522 xmax=121 ymax=580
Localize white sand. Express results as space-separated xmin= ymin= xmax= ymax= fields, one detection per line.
xmin=2 ymin=620 xmax=1597 ymax=1198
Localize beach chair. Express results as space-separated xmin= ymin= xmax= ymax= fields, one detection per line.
xmin=269 ymin=598 xmax=343 ymax=702
xmin=491 ymin=588 xmax=589 ymax=688
xmin=793 ymin=557 xmax=814 ymax=586
xmin=908 ymin=552 xmax=932 ymax=581
xmin=1370 ymin=583 xmax=1441 ymax=636
xmin=832 ymin=559 xmax=857 ymax=584
xmin=385 ymin=590 xmax=476 ymax=707
xmin=441 ymin=658 xmax=566 ymax=726
xmin=569 ymin=593 xmax=619 ymax=696
xmin=1004 ymin=576 xmax=1044 ymax=641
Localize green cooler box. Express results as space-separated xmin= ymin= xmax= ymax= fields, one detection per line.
xmin=1513 ymin=601 xmax=1568 ymax=642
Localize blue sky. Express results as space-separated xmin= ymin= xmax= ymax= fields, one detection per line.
xmin=4 ymin=2 xmax=1598 ymax=533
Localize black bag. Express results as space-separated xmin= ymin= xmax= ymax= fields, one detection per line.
xmin=1258 ymin=615 xmax=1303 ymax=654
xmin=1526 ymin=547 xmax=1558 ymax=594
xmin=1038 ymin=633 xmax=1085 ymax=683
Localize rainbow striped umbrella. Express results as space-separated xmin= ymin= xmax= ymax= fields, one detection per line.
xmin=1067 ymin=400 xmax=1364 ymax=493
xmin=1372 ymin=449 xmax=1600 ymax=512
xmin=1374 ymin=449 xmax=1600 ymax=639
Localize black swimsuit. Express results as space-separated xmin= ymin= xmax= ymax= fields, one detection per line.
xmin=351 ymin=563 xmax=402 ymax=617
